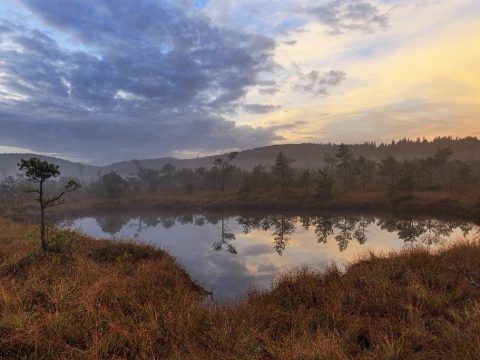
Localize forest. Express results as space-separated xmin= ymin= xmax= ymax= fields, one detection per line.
xmin=2 ymin=138 xmax=480 ymax=220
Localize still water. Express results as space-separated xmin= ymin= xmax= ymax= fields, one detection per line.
xmin=60 ymin=212 xmax=478 ymax=301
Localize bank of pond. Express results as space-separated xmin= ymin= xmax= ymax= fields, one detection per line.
xmin=59 ymin=211 xmax=479 ymax=301
xmin=0 ymin=215 xmax=479 ymax=359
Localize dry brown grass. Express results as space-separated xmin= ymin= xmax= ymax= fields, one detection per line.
xmin=4 ymin=185 xmax=480 ymax=223
xmin=0 ymin=218 xmax=479 ymax=359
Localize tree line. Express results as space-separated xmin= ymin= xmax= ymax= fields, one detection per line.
xmin=86 ymin=144 xmax=478 ymax=199
xmin=1 ymin=145 xmax=478 ymax=204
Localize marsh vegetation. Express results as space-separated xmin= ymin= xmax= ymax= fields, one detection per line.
xmin=59 ymin=211 xmax=479 ymax=301
xmin=0 ymin=219 xmax=479 ymax=358
xmin=1 ymin=139 xmax=480 ymax=358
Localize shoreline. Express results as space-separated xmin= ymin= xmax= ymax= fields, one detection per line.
xmin=5 ymin=188 xmax=478 ymax=224
xmin=0 ymin=218 xmax=479 ymax=358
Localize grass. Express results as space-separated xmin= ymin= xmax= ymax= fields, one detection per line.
xmin=3 ymin=186 xmax=480 ymax=223
xmin=0 ymin=218 xmax=479 ymax=359
xmin=60 ymin=186 xmax=480 ymax=219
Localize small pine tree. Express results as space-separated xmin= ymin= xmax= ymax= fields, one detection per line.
xmin=272 ymin=152 xmax=294 ymax=188
xmin=214 ymin=152 xmax=238 ymax=192
xmin=18 ymin=158 xmax=80 ymax=251
xmin=316 ymin=169 xmax=334 ymax=201
xmin=335 ymin=144 xmax=355 ymax=188
xmin=434 ymin=147 xmax=454 ymax=182
xmin=356 ymin=156 xmax=376 ymax=190
xmin=98 ymin=171 xmax=129 ymax=198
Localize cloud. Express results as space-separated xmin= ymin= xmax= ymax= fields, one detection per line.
xmin=319 ymin=100 xmax=480 ymax=143
xmin=321 ymin=70 xmax=347 ymax=86
xmin=0 ymin=109 xmax=285 ymax=163
xmin=2 ymin=0 xmax=479 ymax=161
xmin=204 ymin=0 xmax=307 ymax=36
xmin=294 ymin=69 xmax=346 ymax=96
xmin=267 ymin=121 xmax=307 ymax=132
xmin=243 ymin=104 xmax=282 ymax=114
xmin=310 ymin=0 xmax=389 ymax=34
xmin=258 ymin=87 xmax=281 ymax=95
xmin=0 ymin=1 xmax=279 ymax=163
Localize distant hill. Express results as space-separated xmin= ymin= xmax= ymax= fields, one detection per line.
xmin=103 ymin=144 xmax=340 ymax=175
xmin=2 ymin=137 xmax=479 ymax=180
xmin=105 ymin=137 xmax=480 ymax=174
xmin=0 ymin=154 xmax=100 ymax=181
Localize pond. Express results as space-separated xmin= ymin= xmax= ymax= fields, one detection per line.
xmin=59 ymin=212 xmax=479 ymax=301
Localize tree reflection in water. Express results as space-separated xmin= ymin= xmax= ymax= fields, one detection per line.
xmin=129 ymin=214 xmax=162 ymax=238
xmin=237 ymin=214 xmax=477 ymax=253
xmin=95 ymin=214 xmax=130 ymax=236
xmin=87 ymin=212 xmax=478 ymax=254
xmin=301 ymin=216 xmax=335 ymax=243
xmin=376 ymin=217 xmax=475 ymax=245
xmin=297 ymin=216 xmax=374 ymax=251
xmin=212 ymin=216 xmax=237 ymax=254
xmin=237 ymin=215 xmax=296 ymax=255
xmin=271 ymin=216 xmax=296 ymax=255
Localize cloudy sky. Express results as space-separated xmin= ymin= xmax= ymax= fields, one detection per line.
xmin=0 ymin=0 xmax=479 ymax=164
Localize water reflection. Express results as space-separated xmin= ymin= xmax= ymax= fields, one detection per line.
xmin=236 ymin=214 xmax=473 ymax=252
xmin=376 ymin=218 xmax=474 ymax=245
xmin=301 ymin=216 xmax=375 ymax=251
xmin=237 ymin=215 xmax=296 ymax=255
xmin=96 ymin=214 xmax=130 ymax=235
xmin=212 ymin=217 xmax=237 ymax=254
xmin=60 ymin=212 xmax=479 ymax=300
xmin=91 ymin=213 xmax=478 ymax=252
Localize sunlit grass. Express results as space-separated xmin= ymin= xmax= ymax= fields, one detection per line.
xmin=0 ymin=218 xmax=479 ymax=358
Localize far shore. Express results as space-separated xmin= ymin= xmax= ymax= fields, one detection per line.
xmin=5 ymin=187 xmax=478 ymax=224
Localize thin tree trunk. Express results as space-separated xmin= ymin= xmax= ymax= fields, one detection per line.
xmin=222 ymin=168 xmax=225 ymax=193
xmin=41 ymin=205 xmax=46 ymax=251
xmin=40 ymin=180 xmax=47 ymax=251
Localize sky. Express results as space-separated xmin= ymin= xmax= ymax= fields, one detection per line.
xmin=0 ymin=0 xmax=479 ymax=164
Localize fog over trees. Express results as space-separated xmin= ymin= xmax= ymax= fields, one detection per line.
xmin=1 ymin=141 xmax=478 ymax=208
xmin=2 ymin=136 xmax=480 ymax=180
xmin=1 ymin=137 xmax=480 ymax=207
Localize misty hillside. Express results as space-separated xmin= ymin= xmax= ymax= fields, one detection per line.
xmin=105 ymin=137 xmax=480 ymax=175
xmin=0 ymin=154 xmax=100 ymax=180
xmin=2 ymin=137 xmax=479 ymax=180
